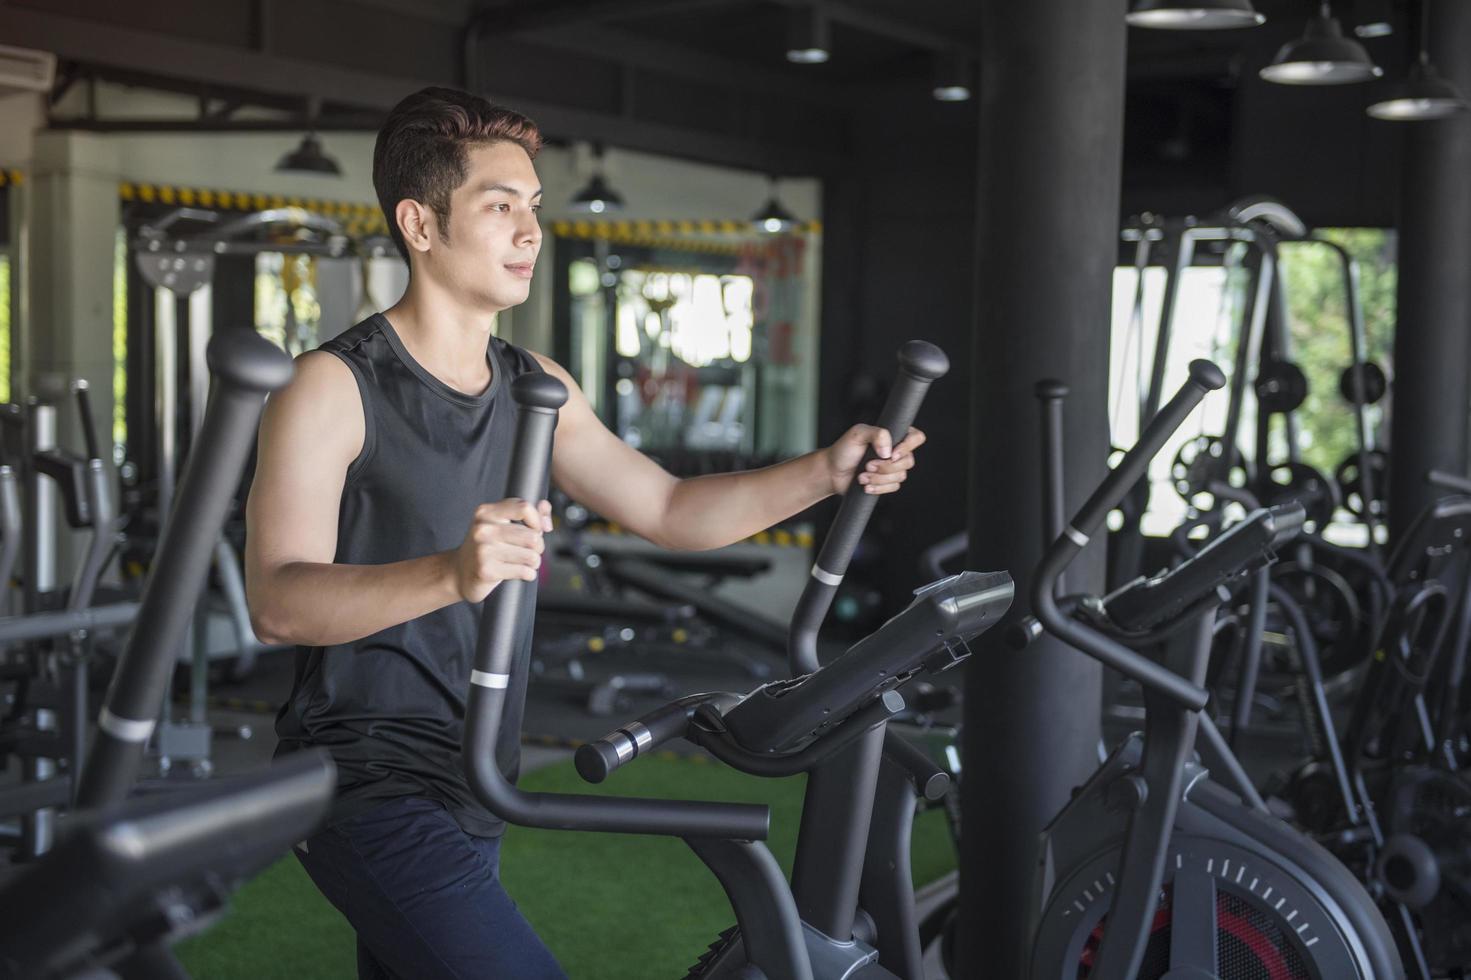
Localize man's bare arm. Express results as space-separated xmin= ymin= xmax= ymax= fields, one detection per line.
xmin=244 ymin=352 xmax=548 ymax=647
xmin=536 ymin=356 xmax=924 ymax=552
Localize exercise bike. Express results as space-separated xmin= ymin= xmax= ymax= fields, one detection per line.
xmin=466 ymin=342 xmax=1014 ymax=979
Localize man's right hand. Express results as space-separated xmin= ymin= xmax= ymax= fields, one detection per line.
xmin=453 ymin=498 xmax=554 ymax=602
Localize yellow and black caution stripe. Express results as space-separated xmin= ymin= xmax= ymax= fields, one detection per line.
xmin=195 ymin=695 xmax=278 ymax=715
xmin=118 ymin=181 xmax=389 ymax=238
xmin=0 ymin=170 xmax=23 ymax=187
xmin=582 ymin=519 xmax=812 ymax=549
xmin=551 ymin=217 xmax=821 ymax=255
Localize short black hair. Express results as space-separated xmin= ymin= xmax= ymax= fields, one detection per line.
xmin=373 ymin=87 xmax=542 ymax=261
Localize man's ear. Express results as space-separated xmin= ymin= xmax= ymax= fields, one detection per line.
xmin=396 ymin=199 xmax=435 ymax=255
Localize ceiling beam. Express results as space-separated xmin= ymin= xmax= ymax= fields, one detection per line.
xmin=526 ymin=23 xmax=849 ymax=104
xmin=5 ymin=7 xmax=841 ymax=173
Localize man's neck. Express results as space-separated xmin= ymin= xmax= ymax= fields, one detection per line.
xmin=382 ymin=280 xmax=500 ymax=396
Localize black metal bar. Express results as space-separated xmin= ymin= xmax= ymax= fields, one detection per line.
xmin=0 ymin=601 xmax=137 ymax=645
xmin=791 ymin=724 xmax=886 ymax=942
xmin=0 ymin=465 xmax=20 ymax=607
xmin=1321 ymin=238 xmax=1381 ymax=550
xmin=1194 ymin=714 xmax=1268 ymax=813
xmin=76 ymin=330 xmax=294 ymax=808
xmin=1090 ymin=609 xmax=1214 ymax=980
xmin=1032 ymin=363 xmax=1224 ymax=712
xmin=71 ymin=381 xmax=101 ymax=463
xmin=1168 ymin=869 xmax=1219 ymax=973
xmin=464 ymin=373 xmax=770 ymax=840
xmin=1270 ymin=584 xmax=1358 ymax=824
xmin=788 ymin=341 xmax=949 ymax=676
xmin=859 ymin=752 xmax=926 ymax=980
xmin=1221 ymin=247 xmax=1269 ymax=484
xmin=1035 ymin=379 xmax=1068 ymax=560
xmin=1143 ymin=226 xmax=1194 ymax=421
xmin=0 ymin=776 xmax=70 ymax=820
xmin=1229 ymin=567 xmax=1270 ymax=746
xmin=682 ymin=837 xmax=813 ymax=980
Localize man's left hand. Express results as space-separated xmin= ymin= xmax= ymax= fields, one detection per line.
xmin=824 ymin=425 xmax=927 ymax=497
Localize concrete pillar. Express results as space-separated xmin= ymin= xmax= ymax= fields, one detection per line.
xmin=960 ymin=0 xmax=1128 ymax=975
xmin=1387 ymin=0 xmax=1471 ymax=538
xmin=28 ymin=131 xmax=121 ymax=583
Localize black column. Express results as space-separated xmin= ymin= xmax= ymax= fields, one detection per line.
xmin=960 ymin=0 xmax=1128 ymax=976
xmin=1388 ymin=0 xmax=1471 ymax=540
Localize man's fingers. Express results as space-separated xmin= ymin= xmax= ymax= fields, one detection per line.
xmin=872 ymin=426 xmax=893 ymax=459
xmin=474 ymin=522 xmax=543 ymax=550
xmin=863 ymin=468 xmax=909 ymax=490
xmin=894 ymin=426 xmax=926 ymax=452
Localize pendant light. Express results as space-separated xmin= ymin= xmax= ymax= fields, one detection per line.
xmin=785 ymin=3 xmax=830 ymax=64
xmin=752 ymin=177 xmax=798 ymax=234
xmin=1367 ymin=1 xmax=1469 ymax=120
xmin=569 ymin=145 xmax=625 ymax=214
xmin=1126 ymin=0 xmax=1265 ymax=30
xmin=932 ymin=51 xmax=973 ymax=102
xmin=1261 ymin=2 xmax=1383 ymax=85
xmin=276 ymin=98 xmax=341 ymax=176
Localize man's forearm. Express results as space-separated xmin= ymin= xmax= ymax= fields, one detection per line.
xmin=660 ymin=451 xmax=833 ymax=551
xmin=250 ymin=552 xmax=461 ymax=647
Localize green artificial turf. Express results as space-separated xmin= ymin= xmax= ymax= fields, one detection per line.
xmin=175 ymin=754 xmax=957 ymax=979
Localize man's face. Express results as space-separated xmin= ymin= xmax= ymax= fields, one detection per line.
xmin=425 ymin=141 xmax=543 ymax=312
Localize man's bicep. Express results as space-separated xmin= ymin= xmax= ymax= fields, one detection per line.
xmin=534 ymin=356 xmax=676 ymax=542
xmin=245 ymin=353 xmax=361 ymax=580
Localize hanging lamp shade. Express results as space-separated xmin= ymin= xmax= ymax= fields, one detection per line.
xmin=1368 ymin=56 xmax=1470 ymax=120
xmin=569 ymin=174 xmax=625 ymax=214
xmin=275 ymin=134 xmax=341 ymax=176
xmin=1260 ymin=11 xmax=1383 ymax=84
xmin=785 ymin=4 xmax=830 ymax=64
xmin=932 ymin=51 xmax=972 ymax=102
xmin=752 ymin=196 xmax=797 ymax=234
xmin=1126 ymin=0 xmax=1265 ymax=30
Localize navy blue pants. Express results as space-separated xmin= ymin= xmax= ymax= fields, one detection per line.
xmin=294 ymin=796 xmax=568 ymax=980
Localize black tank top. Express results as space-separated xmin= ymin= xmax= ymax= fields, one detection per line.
xmin=273 ymin=313 xmax=543 ymax=838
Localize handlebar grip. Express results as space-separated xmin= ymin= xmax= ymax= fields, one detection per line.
xmin=574 ymin=696 xmax=719 ymax=784
xmin=813 ymin=341 xmax=949 ymax=579
xmin=1428 ymin=469 xmax=1471 ymax=495
xmin=72 ymin=380 xmax=101 ymax=462
xmin=1069 ymin=359 xmax=1224 ymax=541
xmin=473 ymin=374 xmax=566 ymax=684
xmin=790 ymin=341 xmax=948 ymax=675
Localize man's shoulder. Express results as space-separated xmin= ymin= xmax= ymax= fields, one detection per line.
xmin=284 ymin=349 xmax=362 ymax=413
xmin=321 ymin=314 xmax=385 ymax=357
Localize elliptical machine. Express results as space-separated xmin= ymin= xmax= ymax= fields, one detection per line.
xmin=1021 ymin=361 xmax=1403 ymax=979
xmin=0 ymin=329 xmax=335 ymax=980
xmin=465 ymin=342 xmax=1015 ymax=979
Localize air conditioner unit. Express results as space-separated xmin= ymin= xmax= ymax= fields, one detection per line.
xmin=0 ymin=44 xmax=56 ymax=95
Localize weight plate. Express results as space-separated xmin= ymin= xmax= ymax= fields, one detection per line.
xmin=1255 ymin=360 xmax=1308 ymax=415
xmin=1171 ymin=435 xmax=1246 ymax=504
xmin=1335 ymin=449 xmax=1390 ymax=520
xmin=1260 ymin=461 xmax=1341 ymax=530
xmin=1339 ymin=362 xmax=1388 ymax=406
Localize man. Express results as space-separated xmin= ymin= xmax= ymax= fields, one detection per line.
xmin=245 ymin=86 xmax=925 ymax=980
